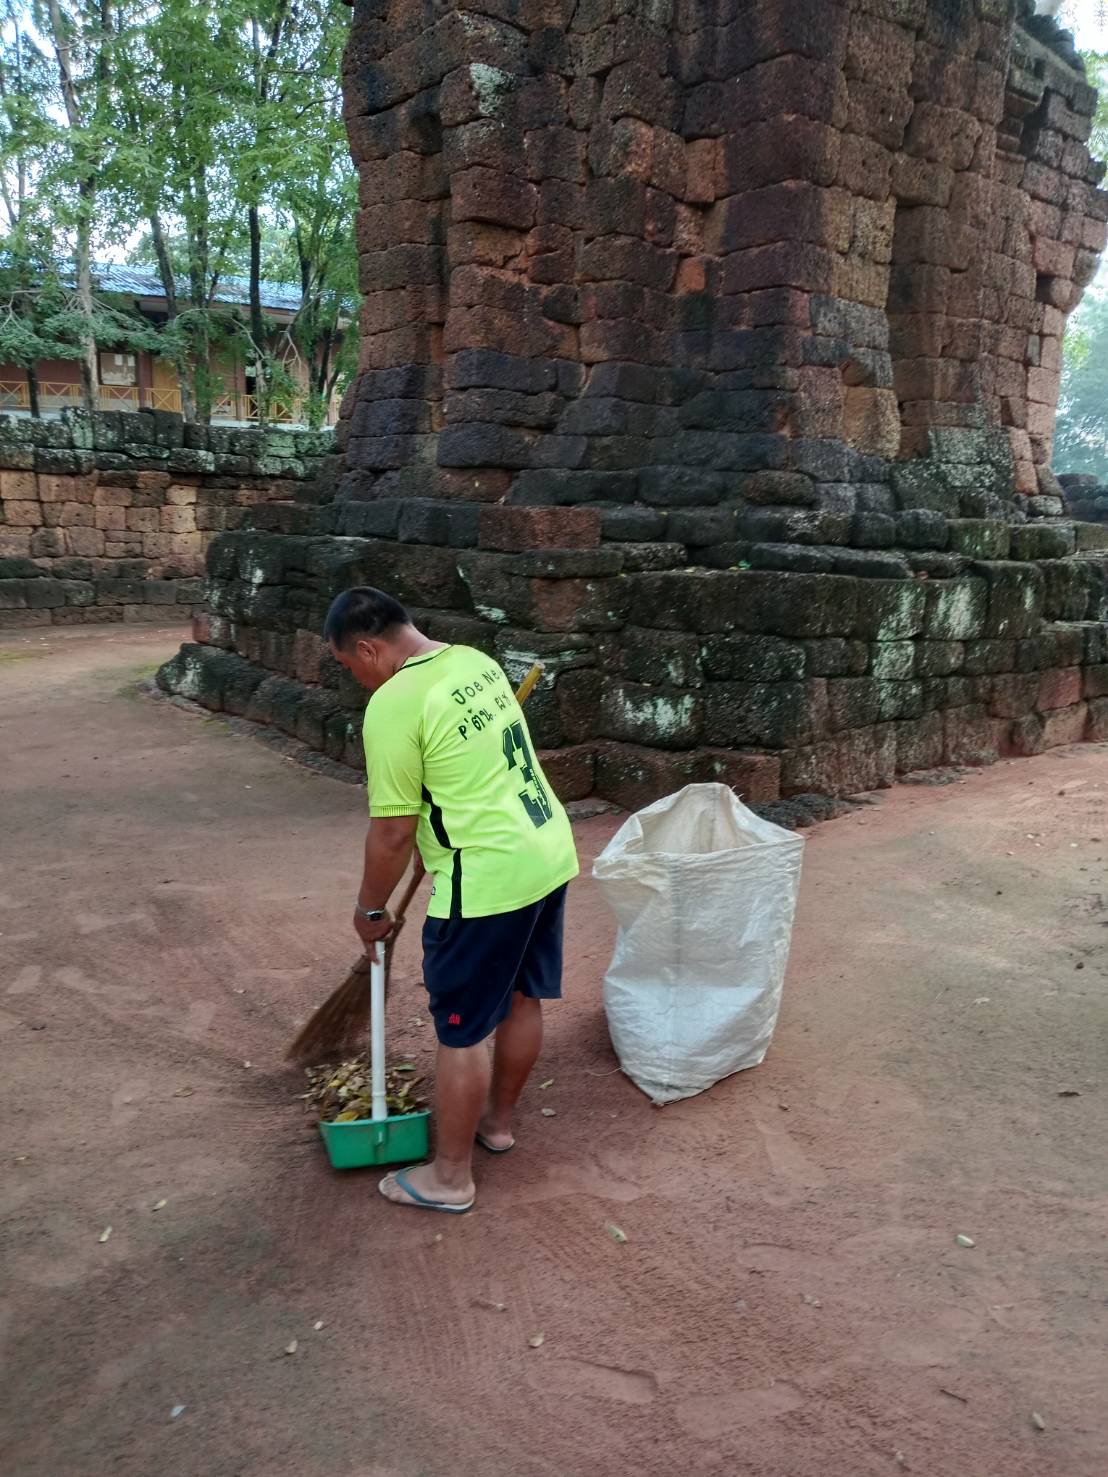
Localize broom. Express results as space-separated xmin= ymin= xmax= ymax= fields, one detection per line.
xmin=285 ymin=661 xmax=545 ymax=1064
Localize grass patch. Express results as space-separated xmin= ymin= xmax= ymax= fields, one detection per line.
xmin=115 ymin=660 xmax=164 ymax=698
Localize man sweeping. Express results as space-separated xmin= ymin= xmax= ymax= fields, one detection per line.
xmin=325 ymin=586 xmax=579 ymax=1213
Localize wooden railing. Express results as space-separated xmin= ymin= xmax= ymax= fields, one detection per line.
xmin=0 ymin=380 xmax=29 ymax=409
xmin=149 ymin=388 xmax=184 ymax=412
xmin=209 ymin=389 xmax=307 ymax=425
xmin=0 ymin=380 xmax=184 ymax=414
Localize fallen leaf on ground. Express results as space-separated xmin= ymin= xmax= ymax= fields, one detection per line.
xmin=802 ymin=1293 xmax=822 ymax=1307
xmin=169 ymin=1404 xmax=186 ymax=1420
xmin=1031 ymin=1412 xmax=1046 ymax=1432
xmin=954 ymin=1234 xmax=975 ymax=1248
xmin=173 ymin=1087 xmax=194 ymax=1097
xmin=528 ymin=1333 xmax=545 ymax=1349
xmin=284 ymin=1340 xmax=298 ymax=1355
xmin=1058 ymin=1089 xmax=1081 ymax=1097
xmin=474 ymin=1299 xmax=507 ymax=1312
xmin=539 ymin=1079 xmax=554 ymax=1089
xmin=99 ymin=1226 xmax=112 ymax=1243
xmin=313 ymin=1321 xmax=325 ymax=1331
xmin=152 ymin=1199 xmax=167 ymax=1211
xmin=242 ymin=1061 xmax=252 ymax=1068
xmin=606 ymin=1224 xmax=628 ymax=1244
xmin=541 ymin=1108 xmax=556 ymax=1117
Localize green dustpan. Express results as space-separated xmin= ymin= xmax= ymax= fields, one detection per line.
xmin=318 ymin=941 xmax=431 ymax=1171
xmin=320 ymin=1107 xmax=430 ymax=1170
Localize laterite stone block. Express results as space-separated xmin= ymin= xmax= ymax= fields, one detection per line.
xmin=478 ymin=506 xmax=600 ymax=552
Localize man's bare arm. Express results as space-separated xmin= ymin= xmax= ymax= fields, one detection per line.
xmin=359 ymin=814 xmax=419 ymax=910
xmin=353 ymin=814 xmax=420 ymax=956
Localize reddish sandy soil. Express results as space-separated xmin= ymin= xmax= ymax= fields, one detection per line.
xmin=2 ymin=625 xmax=1108 ymax=1477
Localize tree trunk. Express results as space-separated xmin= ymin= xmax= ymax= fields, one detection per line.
xmin=150 ymin=211 xmax=194 ymax=421
xmin=150 ymin=211 xmax=178 ymax=318
xmin=45 ymin=0 xmax=101 ymax=416
xmin=75 ymin=188 xmax=98 ymax=416
xmin=243 ymin=4 xmax=291 ymax=428
xmin=248 ymin=202 xmax=267 ymax=426
xmin=26 ymin=363 xmax=40 ymax=419
xmin=188 ymin=175 xmax=213 ymax=425
xmin=315 ymin=332 xmax=330 ymax=401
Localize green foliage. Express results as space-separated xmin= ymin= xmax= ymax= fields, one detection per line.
xmin=1055 ymin=288 xmax=1108 ymax=478
xmin=1082 ymin=50 xmax=1108 ymax=162
xmin=0 ymin=0 xmax=357 ymax=424
xmin=1054 ymin=38 xmax=1108 ymax=479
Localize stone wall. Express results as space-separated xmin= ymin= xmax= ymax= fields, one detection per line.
xmin=1059 ymin=473 xmax=1108 ymax=525
xmin=157 ymin=0 xmax=1108 ymax=808
xmin=0 ymin=411 xmax=334 ymax=629
xmin=158 ymin=465 xmax=1108 ymax=807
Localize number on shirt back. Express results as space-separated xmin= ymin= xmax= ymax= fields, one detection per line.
xmin=502 ymin=720 xmax=552 ymax=828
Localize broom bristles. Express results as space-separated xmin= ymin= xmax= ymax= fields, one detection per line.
xmin=284 ymin=880 xmax=417 ymax=1065
xmin=285 ymin=954 xmax=375 ymax=1064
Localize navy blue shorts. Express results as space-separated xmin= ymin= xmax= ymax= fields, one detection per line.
xmin=421 ymin=885 xmax=567 ymax=1047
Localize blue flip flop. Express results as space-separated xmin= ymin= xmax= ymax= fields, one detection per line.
xmin=380 ymin=1167 xmax=474 ymax=1214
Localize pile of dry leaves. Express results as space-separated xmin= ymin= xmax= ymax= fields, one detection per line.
xmin=303 ymin=1056 xmax=427 ymax=1124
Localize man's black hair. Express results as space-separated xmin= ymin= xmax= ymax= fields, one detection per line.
xmin=323 ymin=586 xmax=410 ymax=648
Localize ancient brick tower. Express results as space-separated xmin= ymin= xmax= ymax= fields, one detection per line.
xmin=159 ymin=0 xmax=1108 ymax=809
xmin=339 ymin=0 xmax=1097 ymax=503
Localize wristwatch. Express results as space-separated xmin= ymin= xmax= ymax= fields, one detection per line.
xmin=355 ymin=904 xmax=388 ymax=922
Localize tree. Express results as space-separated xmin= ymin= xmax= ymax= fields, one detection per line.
xmin=0 ymin=0 xmax=358 ymax=427
xmin=0 ymin=4 xmax=57 ymax=412
xmin=1054 ymin=36 xmax=1108 ymax=480
xmin=241 ymin=0 xmax=292 ymax=425
xmin=113 ymin=0 xmax=247 ymax=423
xmin=0 ymin=250 xmax=169 ymax=413
xmin=1054 ymin=287 xmax=1108 ymax=479
xmin=0 ymin=254 xmax=75 ymax=416
xmin=275 ymin=167 xmax=357 ymax=427
xmin=231 ymin=0 xmax=355 ymax=427
xmin=37 ymin=0 xmax=121 ymax=414
xmin=274 ymin=1 xmax=358 ymax=429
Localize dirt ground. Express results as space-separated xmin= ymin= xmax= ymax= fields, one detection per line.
xmin=2 ymin=625 xmax=1107 ymax=1477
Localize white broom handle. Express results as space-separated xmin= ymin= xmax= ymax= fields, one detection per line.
xmin=370 ymin=943 xmax=387 ymax=1122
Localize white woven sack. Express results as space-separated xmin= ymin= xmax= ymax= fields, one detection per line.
xmin=593 ymin=783 xmax=804 ymax=1105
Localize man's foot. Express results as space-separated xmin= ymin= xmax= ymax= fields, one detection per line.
xmin=475 ymin=1113 xmax=515 ymax=1153
xmin=378 ymin=1163 xmax=475 ymax=1213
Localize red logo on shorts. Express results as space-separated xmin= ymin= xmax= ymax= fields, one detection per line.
xmin=448 ymin=1013 xmax=462 ymax=1026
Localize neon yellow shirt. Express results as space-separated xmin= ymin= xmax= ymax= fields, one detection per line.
xmin=363 ymin=645 xmax=579 ymax=919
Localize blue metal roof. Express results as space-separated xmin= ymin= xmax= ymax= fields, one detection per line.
xmin=91 ymin=262 xmax=302 ymax=313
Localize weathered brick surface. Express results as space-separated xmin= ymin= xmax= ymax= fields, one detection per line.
xmin=149 ymin=1 xmax=1108 ymax=806
xmin=0 ymin=413 xmax=331 ymax=627
xmin=478 ymin=506 xmax=600 ymax=552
